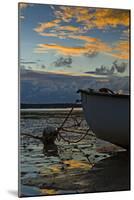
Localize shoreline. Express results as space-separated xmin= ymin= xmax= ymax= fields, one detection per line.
xmin=21 ymin=107 xmax=83 ymax=112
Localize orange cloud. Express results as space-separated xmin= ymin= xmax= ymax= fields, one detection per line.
xmin=34 ymin=19 xmax=60 ymax=33
xmin=57 ymin=25 xmax=81 ymax=32
xmin=34 ymin=20 xmax=83 ymax=37
xmin=36 ymin=43 xmax=88 ymax=56
xmin=35 ymin=38 xmax=129 ymax=60
xmin=69 ymin=35 xmax=100 ymax=43
xmin=54 ymin=7 xmax=130 ymax=29
xmin=55 ymin=6 xmax=92 ymax=23
xmin=103 ymin=39 xmax=129 ymax=60
xmin=112 ymin=40 xmax=129 ymax=59
xmin=93 ymin=9 xmax=129 ymax=29
xmin=38 ymin=32 xmax=68 ymax=40
xmin=33 ymin=6 xmax=129 ymax=60
xmin=41 ymin=32 xmax=100 ymax=43
xmin=34 ymin=21 xmax=101 ymax=44
xmin=35 ymin=39 xmax=113 ymax=57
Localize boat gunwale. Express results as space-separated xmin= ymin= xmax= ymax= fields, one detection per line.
xmin=78 ymin=89 xmax=130 ymax=99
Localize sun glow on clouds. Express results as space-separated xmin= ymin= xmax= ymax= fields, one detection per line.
xmin=34 ymin=19 xmax=61 ymax=33
xmin=32 ymin=68 xmax=108 ymax=78
xmin=20 ymin=4 xmax=130 ymax=77
xmin=35 ymin=43 xmax=95 ymax=56
xmin=35 ymin=39 xmax=128 ymax=60
xmin=33 ymin=6 xmax=129 ymax=61
xmin=54 ymin=7 xmax=129 ymax=28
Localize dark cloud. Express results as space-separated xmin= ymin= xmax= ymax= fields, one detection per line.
xmin=53 ymin=56 xmax=72 ymax=67
xmin=87 ymin=60 xmax=127 ymax=76
xmin=21 ymin=70 xmax=129 ymax=104
xmin=27 ymin=66 xmax=32 ymax=70
xmin=41 ymin=65 xmax=46 ymax=69
xmin=84 ymin=51 xmax=98 ymax=58
xmin=95 ymin=65 xmax=115 ymax=75
xmin=91 ymin=60 xmax=128 ymax=75
xmin=21 ymin=61 xmax=36 ymax=64
xmin=112 ymin=60 xmax=128 ymax=73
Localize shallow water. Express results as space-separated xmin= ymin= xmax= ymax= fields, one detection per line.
xmin=19 ymin=109 xmax=125 ymax=197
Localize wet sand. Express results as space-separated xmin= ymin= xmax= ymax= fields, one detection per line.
xmin=19 ymin=109 xmax=130 ymax=197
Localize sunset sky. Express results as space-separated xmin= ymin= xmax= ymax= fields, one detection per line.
xmin=19 ymin=3 xmax=130 ymax=77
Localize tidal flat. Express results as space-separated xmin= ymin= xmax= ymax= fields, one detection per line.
xmin=19 ymin=109 xmax=130 ymax=197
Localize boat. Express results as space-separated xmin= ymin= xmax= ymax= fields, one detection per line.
xmin=78 ymin=88 xmax=130 ymax=149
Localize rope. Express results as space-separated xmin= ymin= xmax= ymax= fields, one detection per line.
xmin=56 ymin=101 xmax=91 ymax=143
xmin=57 ymin=106 xmax=74 ymax=132
xmin=22 ymin=100 xmax=91 ymax=144
xmin=58 ymin=128 xmax=90 ymax=143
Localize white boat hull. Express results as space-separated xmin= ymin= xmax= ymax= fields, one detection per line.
xmin=80 ymin=90 xmax=130 ymax=149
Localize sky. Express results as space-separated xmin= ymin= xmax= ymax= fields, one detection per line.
xmin=19 ymin=3 xmax=130 ymax=77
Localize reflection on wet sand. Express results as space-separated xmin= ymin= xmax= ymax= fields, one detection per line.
xmin=19 ymin=109 xmax=129 ymax=197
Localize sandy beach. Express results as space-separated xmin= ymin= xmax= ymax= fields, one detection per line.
xmin=19 ymin=109 xmax=130 ymax=197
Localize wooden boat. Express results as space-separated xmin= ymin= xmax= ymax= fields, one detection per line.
xmin=78 ymin=88 xmax=130 ymax=149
